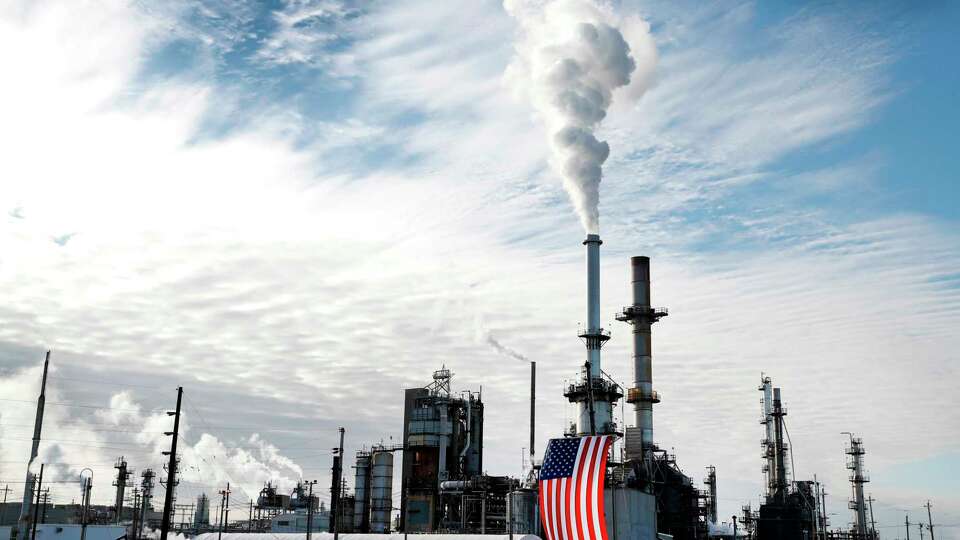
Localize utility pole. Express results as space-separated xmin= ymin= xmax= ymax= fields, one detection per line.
xmin=30 ymin=464 xmax=44 ymax=540
xmin=18 ymin=352 xmax=50 ymax=540
xmin=906 ymin=514 xmax=911 ymax=540
xmin=305 ymin=481 xmax=317 ymax=540
xmin=40 ymin=489 xmax=50 ymax=524
xmin=217 ymin=483 xmax=230 ymax=540
xmin=79 ymin=469 xmax=93 ymax=540
xmin=732 ymin=516 xmax=738 ymax=540
xmin=160 ymin=387 xmax=183 ymax=540
xmin=223 ymin=484 xmax=231 ymax=534
xmin=821 ymin=486 xmax=829 ymax=537
xmin=217 ymin=489 xmax=224 ymax=540
xmin=866 ymin=495 xmax=877 ymax=540
xmin=925 ymin=501 xmax=935 ymax=540
xmin=918 ymin=522 xmax=924 ymax=540
xmin=247 ymin=501 xmax=253 ymax=533
xmin=331 ymin=427 xmax=345 ymax=540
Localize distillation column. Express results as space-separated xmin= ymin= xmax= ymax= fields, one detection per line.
xmin=771 ymin=388 xmax=789 ymax=500
xmin=845 ymin=435 xmax=870 ymax=536
xmin=759 ymin=376 xmax=777 ymax=498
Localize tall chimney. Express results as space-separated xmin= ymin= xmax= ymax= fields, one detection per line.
xmin=617 ymin=257 xmax=666 ymax=455
xmin=565 ymin=235 xmax=618 ymax=435
xmin=529 ymin=361 xmax=536 ymax=460
xmin=584 ymin=234 xmax=603 ymax=378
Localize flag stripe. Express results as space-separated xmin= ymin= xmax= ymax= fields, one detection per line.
xmin=584 ymin=438 xmax=598 ymax=540
xmin=573 ymin=437 xmax=589 ymax=540
xmin=597 ymin=438 xmax=612 ymax=540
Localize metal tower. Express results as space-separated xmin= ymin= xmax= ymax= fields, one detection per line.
xmin=704 ymin=466 xmax=718 ymax=523
xmin=564 ymin=234 xmax=621 ymax=436
xmin=770 ymin=388 xmax=789 ymax=501
xmin=113 ymin=456 xmax=131 ymax=524
xmin=759 ymin=375 xmax=777 ymax=498
xmin=139 ymin=469 xmax=156 ymax=539
xmin=843 ymin=433 xmax=869 ymax=536
xmin=616 ymin=256 xmax=667 ymax=456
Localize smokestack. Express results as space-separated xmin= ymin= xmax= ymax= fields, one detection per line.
xmin=617 ymin=257 xmax=666 ymax=456
xmin=584 ymin=234 xmax=603 ymax=377
xmin=566 ymin=235 xmax=618 ymax=435
xmin=529 ymin=361 xmax=535 ymax=460
xmin=18 ymin=351 xmax=50 ymax=540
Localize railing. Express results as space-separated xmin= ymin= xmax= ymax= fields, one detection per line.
xmin=626 ymin=387 xmax=660 ymax=403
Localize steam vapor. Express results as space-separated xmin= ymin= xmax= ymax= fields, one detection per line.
xmin=504 ymin=0 xmax=656 ymax=233
xmin=486 ymin=333 xmax=528 ymax=363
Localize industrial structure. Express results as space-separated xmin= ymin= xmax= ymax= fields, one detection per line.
xmin=844 ymin=433 xmax=872 ymax=539
xmin=5 ymin=232 xmax=909 ymax=540
xmin=753 ymin=379 xmax=819 ymax=540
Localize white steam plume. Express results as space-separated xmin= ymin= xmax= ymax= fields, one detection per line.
xmin=504 ymin=0 xmax=656 ymax=233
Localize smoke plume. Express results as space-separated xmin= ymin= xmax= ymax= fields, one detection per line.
xmin=504 ymin=0 xmax=656 ymax=233
xmin=485 ymin=333 xmax=528 ymax=363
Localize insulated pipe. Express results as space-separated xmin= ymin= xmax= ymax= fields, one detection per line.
xmin=631 ymin=256 xmax=654 ymax=447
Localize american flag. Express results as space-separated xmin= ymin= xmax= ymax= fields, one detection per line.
xmin=539 ymin=435 xmax=614 ymax=540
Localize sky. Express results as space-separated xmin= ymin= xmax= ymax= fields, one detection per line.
xmin=1 ymin=0 xmax=958 ymax=538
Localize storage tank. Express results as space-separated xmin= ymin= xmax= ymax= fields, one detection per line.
xmin=353 ymin=451 xmax=371 ymax=532
xmin=509 ymin=489 xmax=539 ymax=534
xmin=369 ymin=450 xmax=394 ymax=533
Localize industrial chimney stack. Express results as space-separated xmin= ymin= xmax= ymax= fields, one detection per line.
xmin=617 ymin=256 xmax=667 ymax=462
xmin=564 ymin=235 xmax=621 ymax=436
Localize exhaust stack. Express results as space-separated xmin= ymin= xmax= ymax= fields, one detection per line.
xmin=617 ymin=257 xmax=666 ymax=458
xmin=565 ymin=235 xmax=620 ymax=435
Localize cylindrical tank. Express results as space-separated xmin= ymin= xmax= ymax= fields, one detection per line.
xmin=369 ymin=451 xmax=394 ymax=533
xmin=508 ymin=489 xmax=539 ymax=534
xmin=353 ymin=452 xmax=371 ymax=532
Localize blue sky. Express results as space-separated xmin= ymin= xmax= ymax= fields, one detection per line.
xmin=1 ymin=0 xmax=958 ymax=538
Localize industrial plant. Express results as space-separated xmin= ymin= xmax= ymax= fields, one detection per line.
xmin=0 ymin=233 xmax=938 ymax=540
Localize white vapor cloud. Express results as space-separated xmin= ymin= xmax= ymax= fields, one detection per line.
xmin=505 ymin=0 xmax=656 ymax=233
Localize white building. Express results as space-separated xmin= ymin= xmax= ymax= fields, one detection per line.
xmin=270 ymin=510 xmax=330 ymax=533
